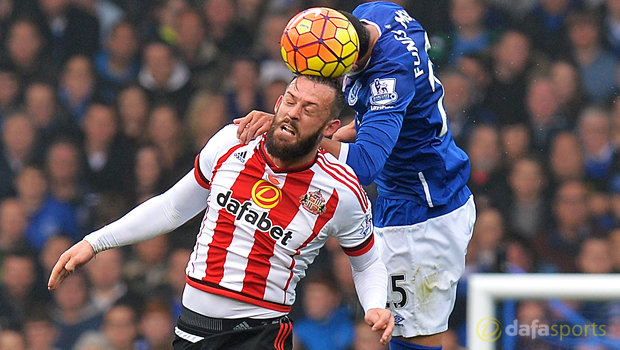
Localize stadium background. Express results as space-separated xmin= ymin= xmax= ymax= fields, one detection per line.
xmin=0 ymin=0 xmax=619 ymax=349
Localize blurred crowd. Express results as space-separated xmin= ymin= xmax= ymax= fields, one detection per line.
xmin=0 ymin=0 xmax=619 ymax=349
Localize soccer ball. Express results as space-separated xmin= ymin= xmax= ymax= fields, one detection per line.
xmin=280 ymin=7 xmax=359 ymax=78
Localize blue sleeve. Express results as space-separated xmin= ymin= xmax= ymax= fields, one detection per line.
xmin=346 ymin=111 xmax=402 ymax=186
xmin=346 ymin=61 xmax=415 ymax=186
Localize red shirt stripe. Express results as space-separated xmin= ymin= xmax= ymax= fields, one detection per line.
xmin=301 ymin=189 xmax=339 ymax=250
xmin=187 ymin=276 xmax=291 ymax=312
xmin=194 ymin=155 xmax=211 ymax=189
xmin=342 ymin=234 xmax=374 ymax=257
xmin=316 ymin=156 xmax=368 ymax=211
xmin=318 ymin=154 xmax=369 ymax=207
xmin=283 ymin=189 xmax=339 ymax=294
xmin=204 ymin=151 xmax=265 ymax=284
xmin=319 ymin=153 xmax=367 ymax=197
xmin=210 ymin=143 xmax=244 ymax=183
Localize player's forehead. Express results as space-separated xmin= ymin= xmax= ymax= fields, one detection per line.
xmin=285 ymin=76 xmax=335 ymax=106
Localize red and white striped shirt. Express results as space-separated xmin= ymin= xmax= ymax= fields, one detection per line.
xmin=186 ymin=125 xmax=374 ymax=312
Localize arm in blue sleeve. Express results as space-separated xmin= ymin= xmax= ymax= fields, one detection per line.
xmin=345 ymin=59 xmax=414 ymax=185
xmin=345 ymin=110 xmax=403 ymax=185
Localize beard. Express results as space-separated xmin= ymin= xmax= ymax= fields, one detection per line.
xmin=264 ymin=121 xmax=324 ymax=164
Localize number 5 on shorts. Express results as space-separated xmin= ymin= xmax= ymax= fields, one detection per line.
xmin=388 ymin=273 xmax=408 ymax=309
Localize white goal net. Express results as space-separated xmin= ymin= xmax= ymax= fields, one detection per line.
xmin=467 ymin=274 xmax=620 ymax=350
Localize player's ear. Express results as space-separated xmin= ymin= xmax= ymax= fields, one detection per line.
xmin=274 ymin=95 xmax=283 ymax=113
xmin=322 ymin=119 xmax=341 ymax=138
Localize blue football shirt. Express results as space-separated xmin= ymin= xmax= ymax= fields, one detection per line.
xmin=343 ymin=2 xmax=472 ymax=226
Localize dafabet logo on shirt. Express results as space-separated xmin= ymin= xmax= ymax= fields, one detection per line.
xmin=216 ymin=189 xmax=293 ymax=246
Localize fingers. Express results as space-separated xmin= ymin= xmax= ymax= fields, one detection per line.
xmin=235 ymin=116 xmax=251 ymax=138
xmin=48 ymin=268 xmax=70 ymax=291
xmin=236 ymin=111 xmax=261 ymax=143
xmin=370 ymin=310 xmax=390 ymax=331
xmin=240 ymin=119 xmax=263 ymax=144
xmin=48 ymin=252 xmax=71 ymax=290
xmin=365 ymin=309 xmax=394 ymax=345
xmin=381 ymin=313 xmax=395 ymax=345
xmin=254 ymin=123 xmax=271 ymax=138
xmin=236 ymin=113 xmax=257 ymax=144
xmin=236 ymin=112 xmax=274 ymax=144
xmin=48 ymin=240 xmax=96 ymax=290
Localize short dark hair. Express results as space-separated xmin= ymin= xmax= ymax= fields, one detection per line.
xmin=339 ymin=11 xmax=370 ymax=59
xmin=289 ymin=75 xmax=345 ymax=119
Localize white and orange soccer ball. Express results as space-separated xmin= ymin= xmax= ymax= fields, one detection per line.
xmin=280 ymin=7 xmax=359 ymax=78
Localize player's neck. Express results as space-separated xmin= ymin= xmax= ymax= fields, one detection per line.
xmin=264 ymin=148 xmax=317 ymax=170
xmin=356 ymin=23 xmax=380 ymax=70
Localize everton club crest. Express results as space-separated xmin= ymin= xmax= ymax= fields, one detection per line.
xmin=300 ymin=190 xmax=326 ymax=215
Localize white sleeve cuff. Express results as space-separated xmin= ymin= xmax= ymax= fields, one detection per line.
xmin=338 ymin=142 xmax=349 ymax=163
xmin=84 ymin=227 xmax=115 ymax=254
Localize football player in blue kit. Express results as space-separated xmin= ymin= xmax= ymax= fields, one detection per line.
xmin=237 ymin=2 xmax=476 ymax=349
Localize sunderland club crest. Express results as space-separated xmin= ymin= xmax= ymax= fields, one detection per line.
xmin=300 ymin=190 xmax=326 ymax=215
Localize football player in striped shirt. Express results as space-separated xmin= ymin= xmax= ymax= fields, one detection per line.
xmin=48 ymin=75 xmax=394 ymax=350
